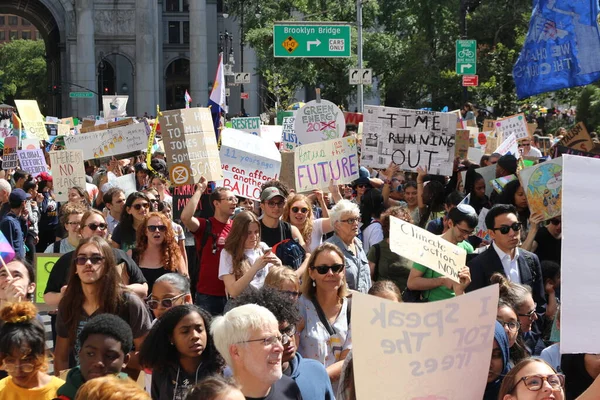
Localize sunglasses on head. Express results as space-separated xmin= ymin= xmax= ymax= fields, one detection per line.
xmin=549 ymin=219 xmax=561 ymax=225
xmin=491 ymin=222 xmax=522 ymax=235
xmin=291 ymin=206 xmax=309 ymax=214
xmin=86 ymin=223 xmax=107 ymax=231
xmin=145 ymin=293 xmax=186 ymax=310
xmin=132 ymin=203 xmax=149 ymax=210
xmin=310 ymin=263 xmax=344 ymax=274
xmin=147 ymin=225 xmax=167 ymax=232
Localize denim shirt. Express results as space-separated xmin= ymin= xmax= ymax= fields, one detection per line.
xmin=326 ymin=234 xmax=372 ymax=293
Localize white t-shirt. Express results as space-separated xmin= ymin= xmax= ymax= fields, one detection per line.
xmin=362 ymin=219 xmax=383 ymax=253
xmin=308 ymin=218 xmax=326 ymax=253
xmin=218 ymin=242 xmax=271 ymax=290
xmin=524 ymin=146 xmax=543 ymax=158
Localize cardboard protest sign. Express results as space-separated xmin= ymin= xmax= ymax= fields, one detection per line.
xmin=294 ymin=137 xmax=359 ymax=192
xmin=260 ymin=125 xmax=283 ymax=143
xmin=485 ymin=134 xmax=499 ymax=154
xmin=49 ymin=150 xmax=86 ymax=202
xmin=59 ymin=117 xmax=74 ymax=128
xmin=482 ymin=119 xmax=496 ymax=131
xmin=35 ymin=254 xmax=61 ymax=303
xmin=495 ymin=113 xmax=529 ymax=141
xmin=558 ymin=122 xmax=593 ymax=152
xmin=362 ymin=106 xmax=458 ymax=176
xmin=21 ymin=138 xmax=39 ymax=150
xmin=554 ymin=144 xmax=600 ymax=159
xmin=389 ymin=216 xmax=465 ymax=282
xmin=102 ymin=173 xmax=137 ymax=198
xmin=278 ymin=152 xmax=296 ymax=191
xmin=454 ymin=129 xmax=470 ymax=159
xmin=219 ymin=128 xmax=281 ymax=201
xmin=14 ymin=100 xmax=48 ymax=140
xmin=352 ymin=286 xmax=499 ymax=399
xmin=3 ymin=136 xmax=18 ymax=169
xmin=17 ymin=149 xmax=46 ymax=177
xmin=561 ymin=155 xmax=600 ymax=353
xmin=102 ymin=95 xmax=128 ymax=119
xmin=475 ymin=208 xmax=491 ymax=242
xmin=475 ymin=164 xmax=496 ymax=197
xmin=231 ymin=117 xmax=261 ymax=136
xmin=64 ymin=123 xmax=147 ymax=160
xmin=493 ymin=133 xmax=520 ymax=158
xmin=518 ymin=157 xmax=562 ymax=220
xmin=491 ymin=174 xmax=518 ymax=194
xmin=473 ymin=131 xmax=494 ymax=151
xmin=57 ymin=124 xmax=71 ymax=136
xmin=281 ymin=116 xmax=298 ymax=150
xmin=294 ymin=100 xmax=346 ymax=145
xmin=158 ymin=108 xmax=222 ymax=185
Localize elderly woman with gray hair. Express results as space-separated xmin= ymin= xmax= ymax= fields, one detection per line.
xmin=325 ymin=199 xmax=372 ymax=293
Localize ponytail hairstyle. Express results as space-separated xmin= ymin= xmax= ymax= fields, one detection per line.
xmin=490 ymin=273 xmax=533 ymax=311
xmin=0 ymin=302 xmax=47 ymax=370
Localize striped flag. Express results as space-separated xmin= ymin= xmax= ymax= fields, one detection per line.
xmin=208 ymin=53 xmax=228 ymax=139
xmin=184 ymin=90 xmax=192 ymax=109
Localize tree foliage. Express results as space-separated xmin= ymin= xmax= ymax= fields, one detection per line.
xmin=0 ymin=40 xmax=47 ymax=110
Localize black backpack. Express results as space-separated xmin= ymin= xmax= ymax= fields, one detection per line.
xmin=271 ymin=221 xmax=306 ymax=270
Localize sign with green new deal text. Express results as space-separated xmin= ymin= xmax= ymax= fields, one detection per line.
xmin=456 ymin=40 xmax=477 ymax=75
xmin=273 ymin=23 xmax=351 ymax=58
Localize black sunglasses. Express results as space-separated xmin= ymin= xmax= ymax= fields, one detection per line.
xmin=491 ymin=222 xmax=522 ymax=235
xmin=75 ymin=256 xmax=105 ymax=266
xmin=147 ymin=225 xmax=167 ymax=232
xmin=310 ymin=264 xmax=344 ymax=274
xmin=549 ymin=219 xmax=561 ymax=225
xmin=132 ymin=203 xmax=149 ymax=210
xmin=291 ymin=207 xmax=309 ymax=214
xmin=86 ymin=223 xmax=107 ymax=231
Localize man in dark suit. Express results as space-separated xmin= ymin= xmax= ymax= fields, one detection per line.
xmin=467 ymin=204 xmax=546 ymax=309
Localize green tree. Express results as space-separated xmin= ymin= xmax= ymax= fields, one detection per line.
xmin=0 ymin=39 xmax=47 ymax=111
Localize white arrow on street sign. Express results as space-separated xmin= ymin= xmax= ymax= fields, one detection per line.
xmin=361 ymin=68 xmax=373 ymax=85
xmin=349 ymin=68 xmax=373 ymax=85
xmin=307 ymin=39 xmax=321 ymax=51
xmin=349 ymin=68 xmax=361 ymax=85
xmin=235 ymin=73 xmax=251 ymax=84
xmin=460 ymin=64 xmax=473 ymax=74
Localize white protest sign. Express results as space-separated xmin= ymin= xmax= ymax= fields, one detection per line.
xmin=294 ymin=100 xmax=346 ymax=145
xmin=3 ymin=136 xmax=18 ymax=169
xmin=475 ymin=164 xmax=496 ymax=197
xmin=561 ymin=155 xmax=600 ymax=353
xmin=495 ymin=113 xmax=529 ymax=141
xmin=219 ymin=128 xmax=281 ymax=200
xmin=474 ymin=207 xmax=491 ymax=242
xmin=295 ymin=137 xmax=359 ymax=192
xmin=362 ymin=106 xmax=457 ymax=176
xmin=49 ymin=150 xmax=86 ymax=202
xmin=260 ymin=125 xmax=283 ymax=143
xmin=103 ymin=173 xmax=137 ymax=198
xmin=57 ymin=124 xmax=71 ymax=136
xmin=281 ymin=116 xmax=298 ymax=150
xmin=16 ymin=149 xmax=46 ymax=177
xmin=102 ymin=95 xmax=129 ymax=119
xmin=389 ymin=216 xmax=465 ymax=282
xmin=64 ymin=123 xmax=147 ymax=160
xmin=352 ymin=286 xmax=499 ymax=399
xmin=467 ymin=147 xmax=484 ymax=163
xmin=231 ymin=117 xmax=261 ymax=136
xmin=21 ymin=138 xmax=40 ymax=150
xmin=494 ymin=133 xmax=520 ymax=159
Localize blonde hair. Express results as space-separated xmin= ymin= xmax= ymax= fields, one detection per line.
xmin=300 ymin=243 xmax=349 ymax=300
xmin=264 ymin=265 xmax=300 ymax=290
xmin=75 ymin=375 xmax=150 ymax=400
xmin=282 ymin=194 xmax=314 ymax=245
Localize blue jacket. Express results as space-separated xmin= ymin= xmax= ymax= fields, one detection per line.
xmin=484 ymin=321 xmax=511 ymax=400
xmin=0 ymin=212 xmax=24 ymax=258
xmin=287 ymin=352 xmax=335 ymax=400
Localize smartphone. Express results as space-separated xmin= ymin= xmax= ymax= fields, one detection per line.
xmin=264 ymin=247 xmax=272 ymax=255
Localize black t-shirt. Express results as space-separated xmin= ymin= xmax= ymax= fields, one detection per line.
xmin=260 ymin=221 xmax=292 ymax=248
xmin=534 ymin=226 xmax=561 ymax=265
xmin=245 ymin=375 xmax=303 ymax=400
xmin=44 ymin=248 xmax=147 ymax=294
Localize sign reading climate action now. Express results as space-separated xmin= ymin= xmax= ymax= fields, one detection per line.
xmin=273 ymin=23 xmax=351 ymax=58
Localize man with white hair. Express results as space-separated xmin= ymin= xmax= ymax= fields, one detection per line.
xmin=211 ymin=304 xmax=303 ymax=399
xmin=0 ymin=178 xmax=11 ymax=218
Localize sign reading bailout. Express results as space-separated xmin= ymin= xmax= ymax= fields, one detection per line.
xmin=294 ymin=100 xmax=346 ymax=145
xmin=294 ymin=137 xmax=359 ymax=192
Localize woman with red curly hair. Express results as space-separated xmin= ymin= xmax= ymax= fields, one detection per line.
xmin=133 ymin=212 xmax=187 ymax=293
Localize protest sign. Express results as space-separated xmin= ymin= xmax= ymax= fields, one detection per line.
xmin=3 ymin=136 xmax=18 ymax=169
xmin=362 ymin=106 xmax=457 ymax=175
xmin=21 ymin=138 xmax=39 ymax=150
xmin=59 ymin=117 xmax=74 ymax=128
xmin=491 ymin=174 xmax=518 ymax=194
xmin=102 ymin=95 xmax=128 ymax=119
xmin=159 ymin=108 xmax=222 ymax=185
xmin=518 ymin=157 xmax=562 ymax=220
xmin=389 ymin=216 xmax=465 ymax=282
xmin=219 ymin=128 xmax=281 ymax=200
xmin=344 ymin=111 xmax=363 ymax=127
xmin=14 ymin=100 xmax=48 ymax=140
xmin=495 ymin=113 xmax=529 ymax=141
xmin=554 ymin=144 xmax=600 ymax=159
xmin=102 ymin=173 xmax=137 ymax=198
xmin=49 ymin=150 xmax=86 ymax=202
xmin=475 ymin=208 xmax=491 ymax=242
xmin=558 ymin=122 xmax=593 ymax=152
xmin=454 ymin=129 xmax=470 ymax=159
xmin=260 ymin=125 xmax=283 ymax=143
xmin=17 ymin=149 xmax=46 ymax=177
xmin=473 ymin=131 xmax=494 ymax=151
xmin=35 ymin=254 xmax=61 ymax=303
xmin=482 ymin=119 xmax=496 ymax=131
xmin=352 ymin=286 xmax=499 ymax=399
xmin=0 ymin=128 xmax=10 ymax=138
xmin=281 ymin=116 xmax=298 ymax=150
xmin=485 ymin=134 xmax=499 ymax=154
xmin=57 ymin=124 xmax=71 ymax=136
xmin=278 ymin=152 xmax=296 ymax=192
xmin=561 ymin=155 xmax=600 ymax=353
xmin=493 ymin=133 xmax=520 ymax=158
xmin=475 ymin=164 xmax=496 ymax=197
xmin=295 ymin=137 xmax=359 ymax=192
xmin=64 ymin=123 xmax=147 ymax=160
xmin=294 ymin=100 xmax=346 ymax=145
xmin=467 ymin=147 xmax=484 ymax=164
xmin=231 ymin=117 xmax=261 ymax=136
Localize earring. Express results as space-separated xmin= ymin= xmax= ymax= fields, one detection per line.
xmin=312 ymin=280 xmax=316 ymax=287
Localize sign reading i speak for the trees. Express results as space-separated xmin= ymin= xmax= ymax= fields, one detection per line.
xmin=294 ymin=100 xmax=346 ymax=146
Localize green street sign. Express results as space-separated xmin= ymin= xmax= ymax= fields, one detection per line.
xmin=273 ymin=23 xmax=351 ymax=58
xmin=456 ymin=40 xmax=477 ymax=75
xmin=69 ymin=91 xmax=94 ymax=98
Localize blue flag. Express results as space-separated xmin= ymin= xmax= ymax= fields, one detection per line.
xmin=513 ymin=0 xmax=600 ymax=99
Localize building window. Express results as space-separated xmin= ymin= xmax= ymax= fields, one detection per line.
xmin=21 ymin=31 xmax=31 ymax=40
xmin=166 ymin=0 xmax=180 ymax=11
xmin=166 ymin=0 xmax=189 ymax=12
xmin=0 ymin=31 xmax=5 ymax=41
xmin=9 ymin=31 xmax=17 ymax=40
xmin=21 ymin=18 xmax=31 ymax=26
xmin=168 ymin=21 xmax=180 ymax=44
xmin=35 ymin=30 xmax=40 ymax=40
xmin=183 ymin=21 xmax=189 ymax=44
xmin=8 ymin=16 xmax=18 ymax=26
xmin=0 ymin=17 xmax=5 ymax=26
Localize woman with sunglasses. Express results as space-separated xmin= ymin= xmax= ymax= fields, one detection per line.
xmin=297 ymin=243 xmax=351 ymax=390
xmin=147 ymin=273 xmax=193 ymax=320
xmin=498 ymin=358 xmax=564 ymax=400
xmin=54 ymin=236 xmax=152 ymax=376
xmin=139 ymin=305 xmax=225 ymax=400
xmin=264 ymin=265 xmax=301 ymax=302
xmin=325 ymin=200 xmax=372 ymax=293
xmin=282 ymin=194 xmax=333 ymax=253
xmin=219 ymin=211 xmax=282 ymax=298
xmin=0 ymin=302 xmax=64 ymax=399
xmin=111 ymin=192 xmax=150 ymax=253
xmin=133 ymin=212 xmax=187 ymax=293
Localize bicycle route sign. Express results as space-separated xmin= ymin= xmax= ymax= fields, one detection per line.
xmin=273 ymin=23 xmax=351 ymax=58
xmin=456 ymin=40 xmax=477 ymax=75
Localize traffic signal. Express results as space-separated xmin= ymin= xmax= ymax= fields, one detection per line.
xmin=104 ymin=87 xmax=109 ymax=93
xmin=47 ymin=85 xmax=52 ymax=94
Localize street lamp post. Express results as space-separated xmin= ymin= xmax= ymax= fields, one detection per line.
xmin=357 ymin=0 xmax=364 ymax=113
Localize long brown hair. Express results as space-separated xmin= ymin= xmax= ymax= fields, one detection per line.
xmin=223 ymin=211 xmax=260 ymax=280
xmin=78 ymin=209 xmax=107 ymax=236
xmin=282 ymin=194 xmax=313 ymax=245
xmin=135 ymin=212 xmax=181 ymax=272
xmin=58 ymin=236 xmax=124 ymax=345
xmin=498 ymin=358 xmax=561 ymax=398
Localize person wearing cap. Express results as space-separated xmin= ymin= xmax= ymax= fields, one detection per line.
xmin=0 ymin=188 xmax=30 ymax=258
xmin=406 ymin=204 xmax=475 ymax=301
xmin=351 ymin=167 xmax=372 ymax=206
xmin=259 ymin=187 xmax=307 ymax=251
xmin=134 ymin=162 xmax=149 ymax=191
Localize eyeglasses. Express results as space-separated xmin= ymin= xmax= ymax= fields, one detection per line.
xmin=75 ymin=256 xmax=105 ymax=266
xmin=281 ymin=290 xmax=301 ymax=299
xmin=517 ymin=303 xmax=537 ymax=319
xmin=549 ymin=219 xmax=561 ymax=225
xmin=491 ymin=222 xmax=522 ymax=235
xmin=149 ymin=199 xmax=159 ymax=203
xmin=267 ymin=201 xmax=284 ymax=208
xmin=497 ymin=320 xmax=521 ymax=332
xmin=86 ymin=223 xmax=107 ymax=231
xmin=310 ymin=263 xmax=344 ymax=274
xmin=147 ymin=225 xmax=167 ymax=233
xmin=291 ymin=207 xmax=309 ymax=214
xmin=522 ymin=143 xmax=531 ymax=147
xmin=220 ymin=196 xmax=238 ymax=203
xmin=356 ymin=184 xmax=368 ymax=188
xmin=2 ymin=360 xmax=35 ymax=373
xmin=509 ymin=374 xmax=565 ymax=393
xmin=456 ymin=225 xmax=474 ymax=236
xmin=239 ymin=335 xmax=283 ymax=346
xmin=66 ymin=221 xmax=82 ymax=226
xmin=132 ymin=203 xmax=149 ymax=210
xmin=145 ymin=293 xmax=186 ymax=310
xmin=280 ymin=325 xmax=296 ymax=344
xmin=340 ymin=218 xmax=360 ymax=225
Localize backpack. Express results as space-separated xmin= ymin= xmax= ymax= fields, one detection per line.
xmin=271 ymin=221 xmax=306 ymax=270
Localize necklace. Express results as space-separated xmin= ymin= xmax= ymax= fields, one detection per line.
xmin=172 ymin=362 xmax=203 ymax=400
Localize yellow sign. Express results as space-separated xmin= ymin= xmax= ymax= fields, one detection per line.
xmin=282 ymin=36 xmax=299 ymax=54
xmin=14 ymin=100 xmax=48 ymax=141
